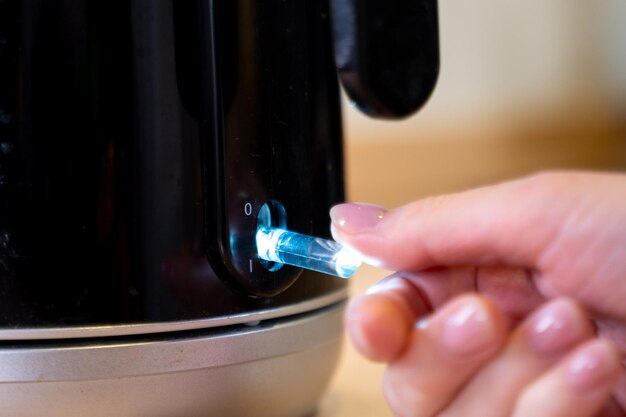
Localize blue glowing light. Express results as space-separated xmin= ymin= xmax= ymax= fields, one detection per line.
xmin=256 ymin=227 xmax=361 ymax=278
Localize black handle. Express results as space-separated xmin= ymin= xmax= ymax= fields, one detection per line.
xmin=330 ymin=0 xmax=440 ymax=119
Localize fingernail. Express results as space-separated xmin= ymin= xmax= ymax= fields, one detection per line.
xmin=415 ymin=317 xmax=429 ymax=330
xmin=366 ymin=277 xmax=407 ymax=295
xmin=441 ymin=299 xmax=494 ymax=357
xmin=527 ymin=299 xmax=588 ymax=355
xmin=330 ymin=203 xmax=387 ymax=235
xmin=566 ymin=340 xmax=620 ymax=391
xmin=366 ymin=276 xmax=431 ymax=320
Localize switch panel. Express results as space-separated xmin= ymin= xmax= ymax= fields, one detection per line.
xmin=195 ymin=0 xmax=344 ymax=297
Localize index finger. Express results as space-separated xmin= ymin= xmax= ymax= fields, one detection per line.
xmin=331 ymin=173 xmax=567 ymax=271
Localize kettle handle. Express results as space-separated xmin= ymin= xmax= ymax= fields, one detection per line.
xmin=329 ymin=0 xmax=440 ymax=119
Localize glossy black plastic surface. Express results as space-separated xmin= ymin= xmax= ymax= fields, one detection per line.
xmin=0 ymin=0 xmax=345 ymax=328
xmin=330 ymin=0 xmax=440 ymax=118
xmin=204 ymin=0 xmax=341 ymax=296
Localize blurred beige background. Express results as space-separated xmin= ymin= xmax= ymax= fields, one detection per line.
xmin=320 ymin=1 xmax=626 ymax=416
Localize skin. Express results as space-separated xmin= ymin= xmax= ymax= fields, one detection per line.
xmin=330 ymin=171 xmax=626 ymax=417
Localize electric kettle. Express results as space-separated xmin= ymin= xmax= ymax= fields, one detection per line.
xmin=0 ymin=0 xmax=438 ymax=415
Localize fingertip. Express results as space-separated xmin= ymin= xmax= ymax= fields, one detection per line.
xmin=345 ymin=294 xmax=413 ymax=362
xmin=330 ymin=203 xmax=392 ymax=268
xmin=366 ymin=276 xmax=432 ymax=318
xmin=522 ymin=297 xmax=594 ymax=356
xmin=512 ymin=338 xmax=622 ymax=417
xmin=434 ymin=294 xmax=509 ymax=358
xmin=565 ymin=339 xmax=622 ymax=391
xmin=380 ymin=294 xmax=509 ymax=417
xmin=330 ymin=203 xmax=387 ymax=235
xmin=448 ymin=293 xmax=508 ymax=329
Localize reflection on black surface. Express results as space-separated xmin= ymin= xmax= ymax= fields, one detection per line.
xmin=0 ymin=0 xmax=345 ymax=327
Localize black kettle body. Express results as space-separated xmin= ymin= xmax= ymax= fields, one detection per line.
xmin=0 ymin=0 xmax=438 ymax=414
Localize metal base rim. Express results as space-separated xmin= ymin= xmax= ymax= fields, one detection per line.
xmin=0 ymin=302 xmax=345 ymax=417
xmin=0 ymin=288 xmax=348 ymax=340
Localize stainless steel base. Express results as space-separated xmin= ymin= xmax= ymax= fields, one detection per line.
xmin=0 ymin=303 xmax=344 ymax=417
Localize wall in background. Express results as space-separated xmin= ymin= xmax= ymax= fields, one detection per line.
xmin=343 ymin=0 xmax=626 ymax=207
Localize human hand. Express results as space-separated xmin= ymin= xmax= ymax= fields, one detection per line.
xmin=331 ymin=171 xmax=626 ymax=414
xmin=349 ymin=288 xmax=621 ymax=416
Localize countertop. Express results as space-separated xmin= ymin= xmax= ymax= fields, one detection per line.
xmin=317 ymin=265 xmax=393 ymax=417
